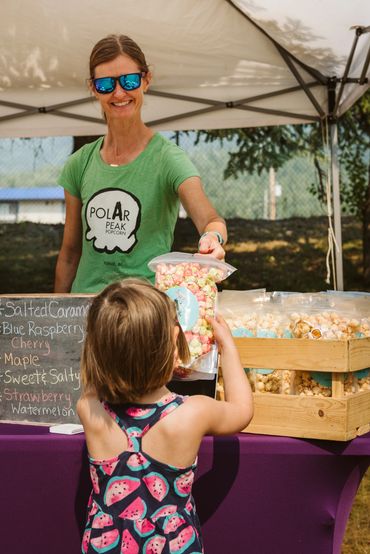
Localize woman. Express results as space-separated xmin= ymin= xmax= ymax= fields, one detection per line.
xmin=54 ymin=34 xmax=227 ymax=293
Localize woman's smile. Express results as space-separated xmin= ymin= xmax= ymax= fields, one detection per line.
xmin=112 ymin=101 xmax=131 ymax=107
xmin=111 ymin=99 xmax=133 ymax=111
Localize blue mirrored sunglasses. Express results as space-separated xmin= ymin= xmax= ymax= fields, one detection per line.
xmin=92 ymin=73 xmax=142 ymax=94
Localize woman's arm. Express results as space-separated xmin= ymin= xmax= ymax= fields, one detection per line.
xmin=54 ymin=191 xmax=83 ymax=292
xmin=178 ymin=176 xmax=227 ymax=260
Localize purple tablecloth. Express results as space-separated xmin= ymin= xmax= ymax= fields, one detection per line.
xmin=1 ymin=423 xmax=369 ymax=554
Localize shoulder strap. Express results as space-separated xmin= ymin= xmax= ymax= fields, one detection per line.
xmin=102 ymin=401 xmax=142 ymax=452
xmin=102 ymin=401 xmax=121 ymax=426
xmin=102 ymin=395 xmax=186 ymax=438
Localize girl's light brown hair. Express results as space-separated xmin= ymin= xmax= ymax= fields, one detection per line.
xmin=81 ymin=278 xmax=190 ymax=403
xmin=89 ymin=34 xmax=149 ymax=79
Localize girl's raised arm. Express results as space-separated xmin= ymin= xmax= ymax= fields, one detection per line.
xmin=196 ymin=315 xmax=254 ymax=436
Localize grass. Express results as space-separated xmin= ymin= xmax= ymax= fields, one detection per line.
xmin=0 ymin=216 xmax=369 ymax=551
xmin=343 ymin=473 xmax=370 ymax=554
xmin=0 ymin=216 xmax=366 ymax=293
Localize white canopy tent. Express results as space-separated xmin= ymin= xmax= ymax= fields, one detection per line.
xmin=1 ymin=0 xmax=369 ymax=136
xmin=1 ymin=0 xmax=369 ymax=287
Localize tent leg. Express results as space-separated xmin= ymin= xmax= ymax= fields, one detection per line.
xmin=330 ymin=122 xmax=344 ymax=290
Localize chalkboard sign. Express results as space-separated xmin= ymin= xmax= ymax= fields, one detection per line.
xmin=0 ymin=295 xmax=92 ymax=424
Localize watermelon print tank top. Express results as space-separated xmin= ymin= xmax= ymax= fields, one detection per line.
xmin=82 ymin=392 xmax=204 ymax=554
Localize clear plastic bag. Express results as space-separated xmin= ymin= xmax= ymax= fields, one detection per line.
xmin=325 ymin=290 xmax=370 ymax=314
xmin=220 ymin=291 xmax=300 ymax=339
xmin=218 ymin=289 xmax=369 ymax=341
xmin=148 ymin=252 xmax=236 ymax=380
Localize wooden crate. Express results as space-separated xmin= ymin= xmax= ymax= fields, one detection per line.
xmin=217 ymin=337 xmax=370 ymax=441
xmin=233 ymin=336 xmax=370 ymax=372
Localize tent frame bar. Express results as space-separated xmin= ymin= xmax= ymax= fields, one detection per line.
xmin=147 ymin=81 xmax=322 ymax=126
xmin=147 ymin=81 xmax=321 ymax=105
xmin=0 ymin=80 xmax=323 ymax=128
xmin=146 ymin=102 xmax=319 ymax=128
xmin=232 ymin=81 xmax=321 ymax=104
xmin=0 ymin=96 xmax=100 ymax=125
xmin=274 ymin=44 xmax=326 ymax=118
xmin=333 ymin=26 xmax=370 ymax=117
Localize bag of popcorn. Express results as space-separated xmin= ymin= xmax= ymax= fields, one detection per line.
xmin=148 ymin=252 xmax=236 ymax=380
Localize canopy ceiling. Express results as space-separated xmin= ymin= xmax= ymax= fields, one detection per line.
xmin=0 ymin=0 xmax=369 ymax=138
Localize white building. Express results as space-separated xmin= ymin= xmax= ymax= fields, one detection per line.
xmin=0 ymin=187 xmax=65 ymax=224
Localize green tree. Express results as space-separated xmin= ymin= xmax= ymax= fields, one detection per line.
xmin=337 ymin=92 xmax=370 ymax=285
xmin=192 ymin=125 xmax=303 ymax=179
xmin=193 ymin=90 xmax=370 ymax=287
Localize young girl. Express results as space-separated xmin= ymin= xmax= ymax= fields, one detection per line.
xmin=78 ymin=278 xmax=253 ymax=553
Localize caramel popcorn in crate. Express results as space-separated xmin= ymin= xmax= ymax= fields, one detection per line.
xmin=219 ymin=290 xmax=370 ymax=397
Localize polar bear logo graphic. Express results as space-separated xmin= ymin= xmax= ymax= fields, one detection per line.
xmin=85 ymin=188 xmax=141 ymax=253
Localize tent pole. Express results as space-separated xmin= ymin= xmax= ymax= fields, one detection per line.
xmin=333 ymin=27 xmax=363 ymax=116
xmin=329 ymin=121 xmax=344 ymax=290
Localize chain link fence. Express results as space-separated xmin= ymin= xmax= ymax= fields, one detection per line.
xmin=171 ymin=132 xmax=327 ymax=220
xmin=0 ymin=137 xmax=73 ymax=223
xmin=0 ymin=132 xmax=327 ymax=223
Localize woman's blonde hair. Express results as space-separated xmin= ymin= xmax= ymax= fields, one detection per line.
xmin=81 ymin=278 xmax=190 ymax=403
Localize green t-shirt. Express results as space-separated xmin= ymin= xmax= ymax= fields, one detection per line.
xmin=58 ymin=133 xmax=200 ymax=293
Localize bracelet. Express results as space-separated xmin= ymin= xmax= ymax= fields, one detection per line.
xmin=198 ymin=231 xmax=224 ymax=246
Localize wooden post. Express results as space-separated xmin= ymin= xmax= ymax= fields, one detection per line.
xmin=332 ymin=372 xmax=345 ymax=398
xmin=269 ymin=166 xmax=276 ymax=220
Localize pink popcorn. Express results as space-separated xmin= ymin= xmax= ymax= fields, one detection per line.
xmin=188 ymin=283 xmax=200 ymax=294
xmin=149 ymin=253 xmax=236 ymax=375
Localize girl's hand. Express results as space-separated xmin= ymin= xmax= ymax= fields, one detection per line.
xmin=207 ymin=314 xmax=235 ymax=350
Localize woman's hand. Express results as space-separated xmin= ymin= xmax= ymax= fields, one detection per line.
xmin=198 ymin=232 xmax=225 ymax=260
